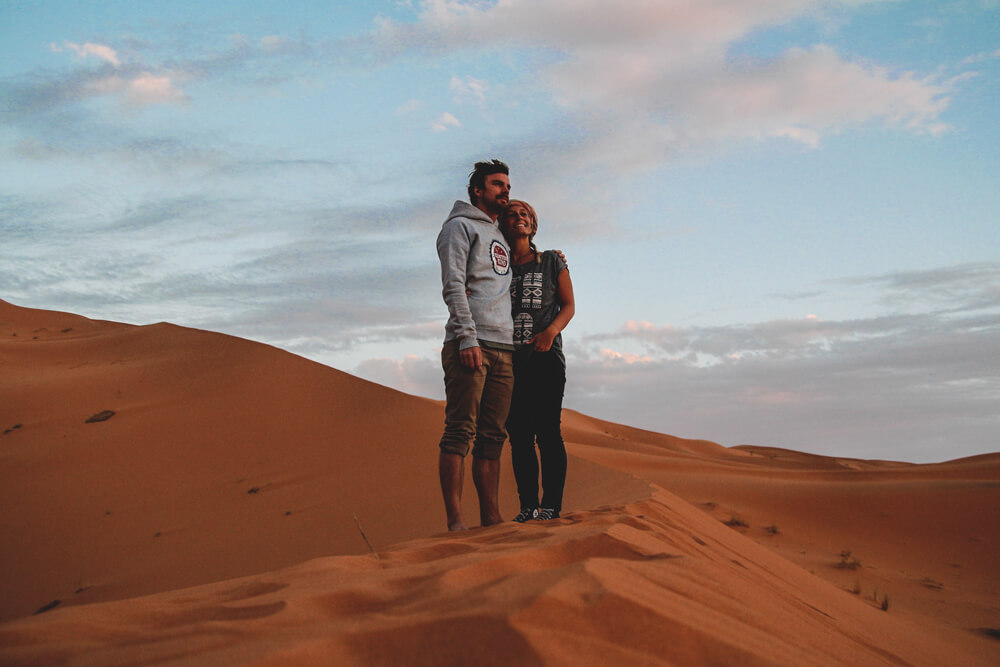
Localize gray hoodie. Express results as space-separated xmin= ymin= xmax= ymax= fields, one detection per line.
xmin=436 ymin=200 xmax=513 ymax=349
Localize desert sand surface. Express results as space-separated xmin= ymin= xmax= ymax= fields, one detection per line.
xmin=1 ymin=298 xmax=997 ymax=665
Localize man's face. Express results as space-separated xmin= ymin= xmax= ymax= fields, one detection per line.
xmin=475 ymin=172 xmax=511 ymax=218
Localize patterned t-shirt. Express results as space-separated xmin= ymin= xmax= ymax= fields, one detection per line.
xmin=509 ymin=250 xmax=568 ymax=362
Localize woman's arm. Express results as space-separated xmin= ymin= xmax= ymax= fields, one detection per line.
xmin=530 ymin=267 xmax=576 ymax=351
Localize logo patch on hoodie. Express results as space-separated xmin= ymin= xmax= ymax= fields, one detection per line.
xmin=490 ymin=240 xmax=510 ymax=275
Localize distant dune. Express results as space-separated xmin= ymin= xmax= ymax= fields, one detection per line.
xmin=1 ymin=299 xmax=997 ymax=665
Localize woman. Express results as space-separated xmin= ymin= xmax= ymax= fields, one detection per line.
xmin=501 ymin=200 xmax=575 ymax=522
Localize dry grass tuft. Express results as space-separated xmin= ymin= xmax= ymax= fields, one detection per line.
xmin=354 ymin=514 xmax=379 ymax=560
xmin=836 ymin=550 xmax=862 ymax=570
xmin=871 ymin=589 xmax=890 ymax=611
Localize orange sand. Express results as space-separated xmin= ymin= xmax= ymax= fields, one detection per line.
xmin=1 ymin=299 xmax=997 ymax=665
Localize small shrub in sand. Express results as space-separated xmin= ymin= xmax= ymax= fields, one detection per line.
xmin=872 ymin=589 xmax=889 ymax=611
xmin=723 ymin=513 xmax=748 ymax=529
xmin=837 ymin=550 xmax=862 ymax=570
xmin=764 ymin=523 xmax=780 ymax=536
xmin=921 ymin=577 xmax=943 ymax=590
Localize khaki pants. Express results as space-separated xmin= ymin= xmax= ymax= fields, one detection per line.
xmin=438 ymin=341 xmax=514 ymax=460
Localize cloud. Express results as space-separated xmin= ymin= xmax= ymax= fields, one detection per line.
xmin=450 ymin=75 xmax=487 ymax=105
xmin=373 ymin=0 xmax=959 ymax=167
xmin=357 ymin=299 xmax=1000 ymax=462
xmin=563 ymin=262 xmax=1000 ymax=460
xmin=584 ymin=264 xmax=1000 ymax=363
xmin=599 ymin=348 xmax=654 ymax=365
xmin=126 ymin=73 xmax=189 ymax=106
xmin=53 ymin=41 xmax=121 ymax=67
xmin=396 ymin=98 xmax=423 ymax=113
xmin=15 ymin=27 xmax=325 ymax=123
xmin=38 ymin=42 xmax=187 ymax=109
xmin=960 ymin=47 xmax=1000 ymax=66
xmin=773 ymin=289 xmax=826 ymax=301
xmin=353 ymin=354 xmax=443 ymax=398
xmin=665 ymin=45 xmax=956 ymax=146
xmin=82 ymin=72 xmax=189 ymax=107
xmin=4 ymin=181 xmax=452 ymax=360
xmin=354 ymin=261 xmax=1000 ymax=462
xmin=840 ymin=262 xmax=1000 ymax=313
xmin=431 ymin=111 xmax=462 ymax=131
xmin=565 ymin=306 xmax=1000 ymax=462
xmin=260 ymin=35 xmax=292 ymax=53
xmin=4 ymin=225 xmax=444 ymax=357
xmin=4 ymin=63 xmax=189 ymax=116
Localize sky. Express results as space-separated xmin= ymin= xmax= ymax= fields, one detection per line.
xmin=2 ymin=0 xmax=999 ymax=463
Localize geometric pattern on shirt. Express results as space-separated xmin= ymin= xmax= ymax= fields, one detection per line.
xmin=520 ymin=271 xmax=543 ymax=308
xmin=513 ymin=312 xmax=534 ymax=344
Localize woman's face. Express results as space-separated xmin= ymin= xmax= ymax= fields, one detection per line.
xmin=502 ymin=204 xmax=534 ymax=239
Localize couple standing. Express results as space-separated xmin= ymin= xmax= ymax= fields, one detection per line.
xmin=435 ymin=159 xmax=575 ymax=531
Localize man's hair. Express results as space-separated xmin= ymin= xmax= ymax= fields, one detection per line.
xmin=467 ymin=159 xmax=509 ymax=205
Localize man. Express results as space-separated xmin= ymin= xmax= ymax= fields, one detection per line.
xmin=436 ymin=159 xmax=515 ymax=531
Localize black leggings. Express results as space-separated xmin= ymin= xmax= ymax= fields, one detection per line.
xmin=506 ymin=349 xmax=567 ymax=512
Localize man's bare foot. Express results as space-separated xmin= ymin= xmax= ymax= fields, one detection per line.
xmin=448 ymin=519 xmax=468 ymax=532
xmin=480 ymin=513 xmax=503 ymax=527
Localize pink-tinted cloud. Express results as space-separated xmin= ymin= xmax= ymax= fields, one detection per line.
xmin=431 ymin=111 xmax=461 ymax=132
xmin=600 ymin=348 xmax=654 ymax=365
xmin=353 ymin=354 xmax=442 ymax=397
xmin=379 ymin=0 xmax=957 ymax=165
xmin=53 ymin=41 xmax=121 ymax=67
xmin=126 ymin=74 xmax=188 ymax=106
xmin=85 ymin=72 xmax=189 ymax=107
xmin=50 ymin=39 xmax=188 ymax=108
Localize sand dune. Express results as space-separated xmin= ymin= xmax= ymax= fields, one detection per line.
xmin=1 ymin=299 xmax=997 ymax=665
xmin=564 ymin=416 xmax=1000 ymax=637
xmin=0 ymin=300 xmax=646 ymax=620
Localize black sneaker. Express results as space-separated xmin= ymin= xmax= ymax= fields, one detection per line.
xmin=513 ymin=507 xmax=537 ymax=523
xmin=533 ymin=508 xmax=560 ymax=521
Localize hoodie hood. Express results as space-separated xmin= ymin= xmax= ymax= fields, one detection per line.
xmin=445 ymin=200 xmax=495 ymax=226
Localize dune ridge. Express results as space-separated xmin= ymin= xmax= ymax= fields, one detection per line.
xmin=1 ymin=490 xmax=994 ymax=665
xmin=1 ymin=299 xmax=997 ymax=665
